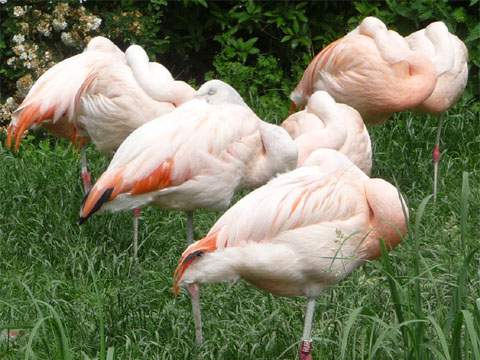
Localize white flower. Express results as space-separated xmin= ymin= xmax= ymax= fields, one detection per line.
xmin=6 ymin=97 xmax=15 ymax=106
xmin=19 ymin=52 xmax=28 ymax=60
xmin=12 ymin=34 xmax=25 ymax=44
xmin=89 ymin=17 xmax=102 ymax=31
xmin=13 ymin=6 xmax=25 ymax=17
xmin=0 ymin=0 xmax=8 ymax=4
xmin=61 ymin=32 xmax=75 ymax=47
xmin=52 ymin=18 xmax=67 ymax=31
xmin=6 ymin=57 xmax=15 ymax=66
xmin=13 ymin=44 xmax=25 ymax=53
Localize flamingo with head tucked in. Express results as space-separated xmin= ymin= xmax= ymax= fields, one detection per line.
xmin=290 ymin=17 xmax=437 ymax=125
xmin=282 ymin=90 xmax=372 ymax=174
xmin=174 ymin=148 xmax=408 ymax=359
xmin=406 ymin=21 xmax=468 ymax=200
xmin=6 ymin=36 xmax=196 ymax=261
xmin=6 ymin=36 xmax=195 ymax=192
xmin=79 ymin=80 xmax=298 ymax=335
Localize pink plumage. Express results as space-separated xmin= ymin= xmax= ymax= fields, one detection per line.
xmin=282 ymin=91 xmax=372 ymax=174
xmin=406 ymin=21 xmax=468 ymax=114
xmin=174 ymin=148 xmax=408 ymax=357
xmin=290 ymin=17 xmax=437 ymax=124
xmin=79 ymin=80 xmax=298 ymax=224
xmin=7 ymin=36 xmax=195 ymax=154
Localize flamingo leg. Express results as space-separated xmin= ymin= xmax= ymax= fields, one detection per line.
xmin=188 ymin=283 xmax=203 ymax=346
xmin=186 ymin=211 xmax=194 ymax=244
xmin=80 ymin=147 xmax=92 ymax=194
xmin=299 ymin=298 xmax=316 ymax=360
xmin=433 ymin=114 xmax=444 ymax=202
xmin=185 ymin=211 xmax=203 ymax=345
xmin=132 ymin=208 xmax=141 ymax=263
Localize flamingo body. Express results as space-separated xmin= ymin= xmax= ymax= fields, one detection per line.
xmin=174 ymin=149 xmax=408 ymax=297
xmin=406 ymin=21 xmax=468 ymax=113
xmin=282 ymin=91 xmax=372 ymax=174
xmin=290 ymin=17 xmax=437 ymax=124
xmin=79 ymin=81 xmax=298 ymax=222
xmin=7 ymin=37 xmax=194 ymax=154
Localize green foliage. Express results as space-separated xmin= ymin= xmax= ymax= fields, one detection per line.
xmin=1 ymin=0 xmax=478 ymax=105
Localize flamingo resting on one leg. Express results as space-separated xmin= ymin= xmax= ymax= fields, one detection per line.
xmin=174 ymin=149 xmax=408 ymax=356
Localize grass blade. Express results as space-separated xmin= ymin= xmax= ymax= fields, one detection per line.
xmin=448 ymin=250 xmax=478 ymax=359
xmin=426 ymin=315 xmax=451 ymax=360
xmin=35 ymin=300 xmax=72 ymax=360
xmin=460 ymin=171 xmax=470 ymax=251
xmin=340 ymin=307 xmax=363 ymax=359
xmin=461 ymin=310 xmax=480 ymax=359
xmin=379 ymin=239 xmax=409 ymax=352
xmin=412 ymin=195 xmax=433 ymax=359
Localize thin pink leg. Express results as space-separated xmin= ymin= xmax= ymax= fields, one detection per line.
xmin=433 ymin=115 xmax=444 ymax=202
xmin=188 ymin=283 xmax=203 ymax=346
xmin=299 ymin=298 xmax=316 ymax=360
xmin=80 ymin=147 xmax=92 ymax=194
xmin=133 ymin=208 xmax=141 ymax=263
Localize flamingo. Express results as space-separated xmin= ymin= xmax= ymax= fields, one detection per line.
xmin=174 ymin=148 xmax=408 ymax=358
xmin=282 ymin=90 xmax=372 ymax=174
xmin=290 ymin=17 xmax=437 ymax=125
xmin=6 ymin=37 xmax=196 ymax=261
xmin=406 ymin=21 xmax=468 ymax=200
xmin=79 ymin=80 xmax=298 ymax=325
xmin=6 ymin=36 xmax=195 ymax=193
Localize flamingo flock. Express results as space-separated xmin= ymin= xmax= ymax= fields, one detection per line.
xmin=5 ymin=16 xmax=468 ymax=359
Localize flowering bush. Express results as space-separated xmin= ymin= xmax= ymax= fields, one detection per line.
xmin=0 ymin=2 xmax=103 ymax=124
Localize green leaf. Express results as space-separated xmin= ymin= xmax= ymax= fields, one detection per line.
xmin=465 ymin=23 xmax=480 ymax=43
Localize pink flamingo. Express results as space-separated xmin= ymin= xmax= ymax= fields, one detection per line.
xmin=406 ymin=21 xmax=468 ymax=200
xmin=174 ymin=148 xmax=409 ymax=358
xmin=6 ymin=37 xmax=196 ymax=261
xmin=79 ymin=80 xmax=298 ymax=315
xmin=6 ymin=36 xmax=195 ymax=193
xmin=290 ymin=17 xmax=437 ymax=125
xmin=282 ymin=90 xmax=372 ymax=174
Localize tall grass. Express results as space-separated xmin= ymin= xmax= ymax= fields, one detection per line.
xmin=0 ymin=97 xmax=479 ymax=358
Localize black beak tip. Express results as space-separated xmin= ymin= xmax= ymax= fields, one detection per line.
xmin=78 ymin=217 xmax=86 ymax=225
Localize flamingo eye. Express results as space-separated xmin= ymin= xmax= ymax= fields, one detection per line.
xmin=208 ymin=88 xmax=216 ymax=96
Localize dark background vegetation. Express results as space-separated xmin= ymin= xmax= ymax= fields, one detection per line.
xmin=0 ymin=0 xmax=479 ymax=115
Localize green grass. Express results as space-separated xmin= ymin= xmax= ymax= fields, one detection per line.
xmin=0 ymin=96 xmax=479 ymax=359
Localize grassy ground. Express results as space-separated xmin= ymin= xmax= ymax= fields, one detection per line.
xmin=0 ymin=97 xmax=479 ymax=359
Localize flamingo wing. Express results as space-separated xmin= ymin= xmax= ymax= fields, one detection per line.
xmin=79 ymin=100 xmax=261 ymax=222
xmin=7 ymin=49 xmax=124 ymax=150
xmin=174 ymin=155 xmax=370 ymax=290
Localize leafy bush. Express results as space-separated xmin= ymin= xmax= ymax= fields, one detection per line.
xmin=0 ymin=0 xmax=478 ymax=126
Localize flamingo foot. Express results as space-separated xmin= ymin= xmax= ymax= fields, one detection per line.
xmin=299 ymin=340 xmax=313 ymax=360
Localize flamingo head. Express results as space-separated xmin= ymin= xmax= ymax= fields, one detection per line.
xmin=195 ymin=80 xmax=247 ymax=107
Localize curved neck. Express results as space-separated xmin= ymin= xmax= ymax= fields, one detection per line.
xmin=425 ymin=24 xmax=454 ymax=75
xmin=243 ymin=121 xmax=298 ymax=188
xmin=307 ymin=99 xmax=348 ymax=150
xmin=362 ymin=178 xmax=408 ymax=260
xmin=128 ymin=55 xmax=195 ymax=106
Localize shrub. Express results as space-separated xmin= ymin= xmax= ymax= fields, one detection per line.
xmin=0 ymin=0 xmax=478 ymax=126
